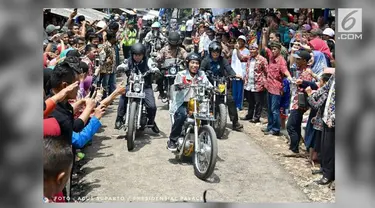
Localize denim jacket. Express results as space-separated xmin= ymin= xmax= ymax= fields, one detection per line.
xmin=169 ymin=69 xmax=212 ymax=115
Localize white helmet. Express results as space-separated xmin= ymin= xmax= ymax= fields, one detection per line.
xmin=151 ymin=22 xmax=161 ymax=28
xmin=96 ymin=20 xmax=106 ymax=29
xmin=322 ymin=28 xmax=335 ymax=37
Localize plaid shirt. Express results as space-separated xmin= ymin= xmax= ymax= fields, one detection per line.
xmin=291 ymin=67 xmax=314 ymax=110
xmin=243 ymin=54 xmax=268 ymax=92
xmin=264 ymin=48 xmax=288 ymax=95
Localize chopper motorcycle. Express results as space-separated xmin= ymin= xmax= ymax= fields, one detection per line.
xmin=171 ymin=80 xmax=218 ymax=180
xmin=117 ymin=61 xmax=160 ymax=151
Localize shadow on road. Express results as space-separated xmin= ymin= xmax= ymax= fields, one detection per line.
xmin=78 ymin=166 xmax=105 ymax=179
xmin=204 ymin=173 xmax=221 ymax=184
xmin=72 ymin=179 xmax=102 ymax=200
xmin=130 ymin=133 xmax=152 ymax=152
xmin=168 ymin=156 xmax=221 ymax=183
xmin=71 ymin=135 xmax=114 ymax=199
xmin=218 ymin=128 xmax=231 ymax=140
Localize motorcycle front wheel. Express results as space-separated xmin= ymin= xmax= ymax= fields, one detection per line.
xmin=126 ymin=101 xmax=138 ymax=151
xmin=193 ymin=125 xmax=218 ymax=180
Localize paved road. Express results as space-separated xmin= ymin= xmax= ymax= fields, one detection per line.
xmin=75 ymin=82 xmax=310 ymax=203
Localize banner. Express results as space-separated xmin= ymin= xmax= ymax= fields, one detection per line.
xmin=159 ymin=8 xmax=165 ymax=17
xmin=211 ymin=8 xmax=234 ymax=16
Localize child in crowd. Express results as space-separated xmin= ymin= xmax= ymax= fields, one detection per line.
xmin=43 ymin=135 xmax=73 ymax=203
xmin=280 ymin=76 xmax=291 ymax=130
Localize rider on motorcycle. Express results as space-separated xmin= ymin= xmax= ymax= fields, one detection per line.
xmin=143 ymin=22 xmax=168 ymax=50
xmin=155 ymin=31 xmax=188 ymax=99
xmin=139 ymin=19 xmax=153 ymax=43
xmin=160 ymin=14 xmax=169 ymax=28
xmin=200 ymin=41 xmax=244 ymax=131
xmin=167 ymin=53 xmax=212 ymax=151
xmin=114 ymin=43 xmax=160 ymax=134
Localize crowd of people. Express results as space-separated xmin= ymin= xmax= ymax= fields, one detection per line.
xmin=43 ymin=8 xmax=336 ymax=203
xmin=183 ymin=8 xmax=336 ymax=189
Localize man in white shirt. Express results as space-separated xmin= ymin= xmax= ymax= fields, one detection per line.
xmin=185 ymin=16 xmax=194 ymax=37
xmin=198 ymin=29 xmax=215 ymax=58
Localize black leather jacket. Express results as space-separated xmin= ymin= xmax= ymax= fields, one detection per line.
xmin=125 ymin=57 xmax=153 ymax=89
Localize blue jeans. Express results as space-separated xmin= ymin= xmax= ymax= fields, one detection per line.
xmin=169 ymin=104 xmax=188 ymax=142
xmin=266 ymin=92 xmax=281 ymax=132
xmin=232 ymin=80 xmax=244 ymax=110
xmin=100 ymin=73 xmax=116 ymax=99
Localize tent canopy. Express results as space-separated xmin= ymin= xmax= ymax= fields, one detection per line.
xmin=136 ymin=9 xmax=159 ymax=20
xmin=48 ymin=8 xmax=108 ymax=22
xmin=120 ymin=8 xmax=137 ymax=15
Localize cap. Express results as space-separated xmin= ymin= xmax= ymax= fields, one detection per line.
xmin=249 ymin=42 xmax=258 ymax=49
xmin=237 ymin=35 xmax=246 ymax=42
xmin=292 ymin=50 xmax=311 ymax=62
xmin=270 ymin=41 xmax=282 ymax=49
xmin=323 ymin=28 xmax=335 ymax=37
xmin=45 ymin=24 xmax=60 ymax=34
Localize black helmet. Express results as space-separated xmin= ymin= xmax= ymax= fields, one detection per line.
xmin=168 ymin=32 xmax=180 ymax=46
xmin=208 ymin=41 xmax=222 ymax=55
xmin=130 ymin=43 xmax=146 ymax=56
xmin=186 ymin=52 xmax=201 ymax=66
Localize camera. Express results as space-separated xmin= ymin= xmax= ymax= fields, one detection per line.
xmin=95 ymin=56 xmax=100 ymax=67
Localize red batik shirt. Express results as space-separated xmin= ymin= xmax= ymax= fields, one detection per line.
xmin=243 ymin=54 xmax=268 ymax=92
xmin=264 ymin=48 xmax=288 ymax=95
xmin=291 ymin=67 xmax=314 ymax=110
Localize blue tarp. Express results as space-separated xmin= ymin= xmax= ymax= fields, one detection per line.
xmin=211 ymin=8 xmax=234 ymax=16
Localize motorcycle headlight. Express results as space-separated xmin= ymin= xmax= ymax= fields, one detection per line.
xmin=199 ymin=102 xmax=208 ymax=113
xmin=218 ymin=84 xmax=225 ymax=93
xmin=169 ymin=67 xmax=177 ymax=75
xmin=133 ymin=83 xmax=141 ymax=92
xmin=134 ymin=75 xmax=140 ymax=81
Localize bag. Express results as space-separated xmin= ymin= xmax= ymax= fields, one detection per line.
xmin=298 ymin=92 xmax=309 ymax=109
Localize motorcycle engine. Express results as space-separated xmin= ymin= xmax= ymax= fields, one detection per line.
xmin=140 ymin=110 xmax=148 ymax=128
xmin=177 ymin=137 xmax=184 ymax=149
xmin=183 ymin=140 xmax=194 ymax=156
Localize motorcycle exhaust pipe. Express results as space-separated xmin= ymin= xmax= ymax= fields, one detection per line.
xmin=178 ymin=126 xmax=192 ymax=156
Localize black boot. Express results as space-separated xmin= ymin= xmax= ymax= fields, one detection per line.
xmin=232 ymin=122 xmax=243 ymax=131
xmin=151 ymin=122 xmax=160 ymax=134
xmin=115 ymin=116 xmax=124 ymax=129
